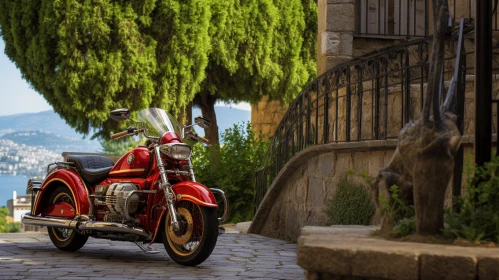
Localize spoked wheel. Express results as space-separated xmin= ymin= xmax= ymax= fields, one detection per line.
xmin=162 ymin=201 xmax=218 ymax=266
xmin=47 ymin=186 xmax=88 ymax=252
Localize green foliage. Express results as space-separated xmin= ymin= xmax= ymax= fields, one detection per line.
xmin=444 ymin=156 xmax=499 ymax=243
xmin=0 ymin=0 xmax=316 ymax=139
xmin=99 ymin=138 xmax=140 ymax=156
xmin=0 ymin=207 xmax=20 ymax=233
xmin=379 ymin=185 xmax=415 ymax=225
xmin=327 ymin=179 xmax=375 ymax=225
xmin=393 ymin=217 xmax=416 ymax=237
xmin=191 ymin=122 xmax=268 ymax=223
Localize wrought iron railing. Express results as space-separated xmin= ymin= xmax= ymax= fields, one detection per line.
xmin=254 ymin=20 xmax=486 ymax=212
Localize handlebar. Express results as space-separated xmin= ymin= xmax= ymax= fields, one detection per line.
xmin=196 ymin=135 xmax=209 ymax=145
xmin=185 ymin=131 xmax=210 ymax=145
xmin=110 ymin=130 xmax=129 ymax=139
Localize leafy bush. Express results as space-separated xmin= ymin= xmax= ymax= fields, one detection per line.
xmin=191 ymin=122 xmax=269 ymax=223
xmin=379 ymin=185 xmax=415 ymax=225
xmin=0 ymin=207 xmax=20 ymax=233
xmin=327 ymin=179 xmax=375 ymax=225
xmin=444 ymin=156 xmax=499 ymax=243
xmin=393 ymin=217 xmax=416 ymax=236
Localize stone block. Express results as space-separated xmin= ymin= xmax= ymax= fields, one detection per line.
xmin=478 ymin=257 xmax=499 ymax=280
xmin=335 ymin=152 xmax=353 ymax=177
xmin=321 ymin=32 xmax=341 ymax=55
xmin=420 ymin=254 xmax=476 ymax=280
xmin=326 ymin=4 xmax=355 ymax=32
xmin=368 ymin=150 xmax=385 ymax=177
xmin=352 ymin=249 xmax=418 ymax=280
xmin=317 ymin=152 xmax=335 ymax=177
xmin=308 ymin=177 xmax=324 ymax=210
xmin=341 ymin=32 xmax=353 ymax=56
xmin=352 ymin=151 xmax=369 ymax=175
xmin=308 ymin=157 xmax=318 ymax=175
xmin=323 ymin=177 xmax=340 ymax=206
xmin=297 ymin=237 xmax=355 ymax=275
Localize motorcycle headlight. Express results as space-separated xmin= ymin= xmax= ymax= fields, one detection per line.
xmin=159 ymin=144 xmax=192 ymax=160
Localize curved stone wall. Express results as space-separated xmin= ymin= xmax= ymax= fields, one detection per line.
xmin=248 ymin=139 xmax=476 ymax=242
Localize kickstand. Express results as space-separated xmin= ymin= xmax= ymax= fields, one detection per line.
xmin=135 ymin=242 xmax=160 ymax=254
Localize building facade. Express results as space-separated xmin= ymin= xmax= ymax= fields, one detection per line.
xmin=7 ymin=191 xmax=42 ymax=232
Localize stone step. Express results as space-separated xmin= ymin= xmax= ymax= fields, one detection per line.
xmin=297 ymin=225 xmax=499 ymax=280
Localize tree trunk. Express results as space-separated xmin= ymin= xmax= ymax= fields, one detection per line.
xmin=198 ymin=92 xmax=220 ymax=146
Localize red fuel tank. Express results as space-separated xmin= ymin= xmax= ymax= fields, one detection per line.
xmin=110 ymin=147 xmax=151 ymax=177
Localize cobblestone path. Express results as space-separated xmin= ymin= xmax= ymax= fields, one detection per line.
xmin=0 ymin=232 xmax=304 ymax=280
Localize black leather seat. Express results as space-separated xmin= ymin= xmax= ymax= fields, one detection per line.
xmin=67 ymin=155 xmax=115 ymax=184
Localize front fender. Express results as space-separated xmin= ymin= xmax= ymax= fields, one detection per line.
xmin=33 ymin=169 xmax=90 ymax=215
xmin=172 ymin=181 xmax=218 ymax=208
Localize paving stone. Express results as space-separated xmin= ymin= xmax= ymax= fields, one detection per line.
xmin=0 ymin=233 xmax=303 ymax=279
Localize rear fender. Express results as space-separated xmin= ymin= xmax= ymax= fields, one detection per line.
xmin=33 ymin=169 xmax=90 ymax=216
xmin=172 ymin=181 xmax=218 ymax=208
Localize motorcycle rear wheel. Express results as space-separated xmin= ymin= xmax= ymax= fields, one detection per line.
xmin=162 ymin=201 xmax=218 ymax=266
xmin=47 ymin=186 xmax=88 ymax=252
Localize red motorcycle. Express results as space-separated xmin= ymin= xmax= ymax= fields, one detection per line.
xmin=22 ymin=108 xmax=228 ymax=266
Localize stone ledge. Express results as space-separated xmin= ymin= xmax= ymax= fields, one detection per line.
xmin=297 ymin=226 xmax=499 ymax=280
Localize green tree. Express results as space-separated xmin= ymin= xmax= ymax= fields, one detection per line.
xmin=0 ymin=0 xmax=316 ymax=144
xmin=0 ymin=0 xmax=210 ymax=138
xmin=99 ymin=138 xmax=140 ymax=155
xmin=194 ymin=0 xmax=317 ymax=145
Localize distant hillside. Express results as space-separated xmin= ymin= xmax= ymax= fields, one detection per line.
xmin=1 ymin=131 xmax=100 ymax=153
xmin=0 ymin=110 xmax=83 ymax=138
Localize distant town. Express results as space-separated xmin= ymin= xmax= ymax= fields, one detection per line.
xmin=0 ymin=139 xmax=60 ymax=177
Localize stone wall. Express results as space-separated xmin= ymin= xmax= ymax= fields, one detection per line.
xmin=251 ymin=96 xmax=288 ymax=138
xmin=251 ymin=141 xmax=476 ymax=242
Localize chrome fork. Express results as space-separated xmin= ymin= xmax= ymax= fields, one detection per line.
xmin=154 ymin=145 xmax=180 ymax=231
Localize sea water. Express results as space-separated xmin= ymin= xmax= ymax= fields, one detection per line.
xmin=0 ymin=175 xmax=30 ymax=207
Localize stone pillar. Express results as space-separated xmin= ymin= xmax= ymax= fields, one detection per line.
xmin=317 ymin=0 xmax=355 ymax=74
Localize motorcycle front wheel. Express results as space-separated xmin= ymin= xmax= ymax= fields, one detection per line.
xmin=162 ymin=200 xmax=218 ymax=266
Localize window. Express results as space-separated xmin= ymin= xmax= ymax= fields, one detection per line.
xmin=355 ymin=0 xmax=428 ymax=37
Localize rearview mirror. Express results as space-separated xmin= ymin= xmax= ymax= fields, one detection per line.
xmin=110 ymin=108 xmax=131 ymax=121
xmin=194 ymin=116 xmax=212 ymax=129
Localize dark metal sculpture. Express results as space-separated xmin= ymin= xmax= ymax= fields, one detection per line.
xmin=372 ymin=0 xmax=464 ymax=234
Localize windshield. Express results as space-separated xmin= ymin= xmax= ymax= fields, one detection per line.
xmin=137 ymin=108 xmax=182 ymax=138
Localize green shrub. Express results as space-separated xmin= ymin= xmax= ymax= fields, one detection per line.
xmin=443 ymin=156 xmax=499 ymax=243
xmin=393 ymin=217 xmax=416 ymax=236
xmin=191 ymin=122 xmax=269 ymax=223
xmin=0 ymin=207 xmax=20 ymax=233
xmin=379 ymin=185 xmax=415 ymax=225
xmin=327 ymin=179 xmax=375 ymax=225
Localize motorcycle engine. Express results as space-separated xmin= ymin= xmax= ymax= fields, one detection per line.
xmin=94 ymin=183 xmax=141 ymax=223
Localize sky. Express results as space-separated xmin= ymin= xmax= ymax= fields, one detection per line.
xmin=0 ymin=38 xmax=251 ymax=117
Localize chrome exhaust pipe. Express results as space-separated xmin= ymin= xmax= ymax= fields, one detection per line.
xmin=78 ymin=221 xmax=150 ymax=238
xmin=22 ymin=214 xmax=78 ymax=229
xmin=22 ymin=214 xmax=150 ymax=238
